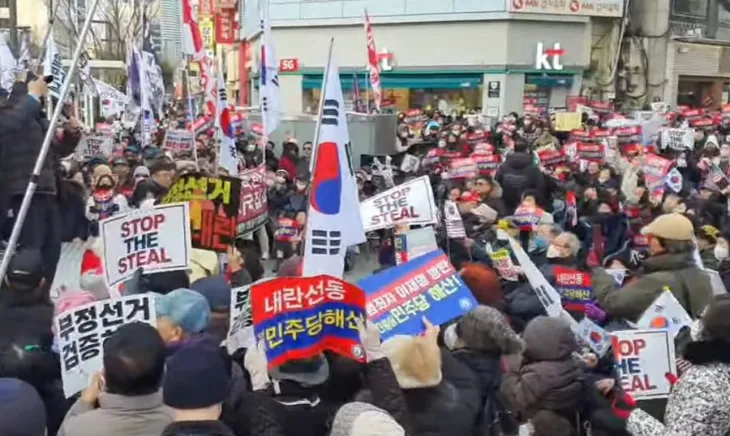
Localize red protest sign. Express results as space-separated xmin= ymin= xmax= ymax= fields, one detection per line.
xmin=238 ymin=166 xmax=269 ymax=236
xmin=251 ymin=276 xmax=366 ymax=369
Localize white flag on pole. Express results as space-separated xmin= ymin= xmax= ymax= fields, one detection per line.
xmin=303 ymin=50 xmax=366 ymax=278
xmin=43 ymin=36 xmax=66 ymax=98
xmin=259 ymin=9 xmax=282 ymax=136
xmin=17 ymin=33 xmax=30 ymax=71
xmin=0 ymin=35 xmax=16 ymax=93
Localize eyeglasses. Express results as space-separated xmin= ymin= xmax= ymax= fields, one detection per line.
xmin=303 ymin=147 xmax=312 ymax=152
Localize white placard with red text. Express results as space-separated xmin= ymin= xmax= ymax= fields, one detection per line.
xmin=612 ymin=329 xmax=677 ymax=400
xmin=163 ymin=129 xmax=195 ymax=154
xmin=100 ymin=203 xmax=192 ymax=287
xmin=359 ymin=176 xmax=437 ymax=232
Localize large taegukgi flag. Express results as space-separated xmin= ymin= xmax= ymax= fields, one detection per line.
xmin=303 ymin=53 xmax=366 ymax=278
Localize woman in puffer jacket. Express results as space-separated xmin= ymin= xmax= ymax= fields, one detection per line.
xmin=625 ymin=295 xmax=730 ymax=436
xmin=443 ymin=306 xmax=525 ymax=436
xmin=500 ymin=316 xmax=584 ymax=435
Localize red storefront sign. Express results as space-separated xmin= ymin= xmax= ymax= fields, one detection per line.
xmin=279 ymin=58 xmax=300 ymax=72
xmin=215 ymin=8 xmax=237 ymax=44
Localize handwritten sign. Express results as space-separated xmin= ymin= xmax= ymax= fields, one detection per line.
xmin=162 ymin=176 xmax=242 ymax=253
xmin=661 ymin=128 xmax=694 ymax=150
xmin=226 ymin=282 xmax=258 ymax=354
xmin=360 ymin=176 xmax=437 ymax=232
xmin=56 ymin=295 xmax=156 ymax=397
xmin=251 ymin=276 xmax=366 ymax=369
xmin=100 ymin=203 xmax=192 ymax=287
xmin=238 ymin=165 xmax=269 ymax=236
xmin=358 ymin=250 xmax=477 ymax=340
xmin=76 ymin=134 xmax=114 ymax=159
xmin=163 ymin=129 xmax=195 ymax=154
xmin=612 ymin=329 xmax=677 ymax=400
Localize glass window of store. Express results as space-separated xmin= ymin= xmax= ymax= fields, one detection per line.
xmin=672 ymin=0 xmax=708 ymax=17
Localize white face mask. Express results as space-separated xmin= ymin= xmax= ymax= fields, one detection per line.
xmin=721 ymin=149 xmax=730 ymax=158
xmin=296 ymin=182 xmax=307 ymax=191
xmin=715 ymin=244 xmax=729 ymax=261
xmin=275 ymin=176 xmax=286 ymax=184
xmin=546 ymin=244 xmax=562 ymax=259
xmin=438 ymin=140 xmax=447 ymax=148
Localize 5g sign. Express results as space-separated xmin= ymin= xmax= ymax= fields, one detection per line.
xmin=279 ymin=58 xmax=300 ymax=72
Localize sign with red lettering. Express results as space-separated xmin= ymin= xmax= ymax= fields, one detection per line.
xmin=553 ymin=266 xmax=593 ymax=313
xmin=101 ymin=203 xmax=192 ymax=287
xmin=162 ymin=176 xmax=242 ymax=253
xmin=237 ymin=165 xmax=269 ymax=236
xmin=359 ymin=176 xmax=437 ymax=232
xmin=612 ymin=329 xmax=677 ymax=400
xmin=279 ymin=58 xmax=300 ymax=72
xmin=215 ymin=8 xmax=237 ymax=44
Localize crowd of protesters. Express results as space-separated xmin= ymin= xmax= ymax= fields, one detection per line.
xmin=0 ymin=73 xmax=730 ymax=436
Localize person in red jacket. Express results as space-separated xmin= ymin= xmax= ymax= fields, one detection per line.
xmin=278 ymin=140 xmax=299 ymax=180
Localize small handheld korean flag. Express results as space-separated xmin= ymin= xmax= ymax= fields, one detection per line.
xmin=303 ymin=44 xmax=366 ymax=278
xmin=665 ymin=168 xmax=683 ymax=194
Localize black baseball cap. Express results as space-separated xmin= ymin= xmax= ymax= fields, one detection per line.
xmin=6 ymin=248 xmax=44 ymax=289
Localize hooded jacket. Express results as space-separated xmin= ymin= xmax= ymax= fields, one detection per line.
xmin=495 ymin=153 xmax=546 ymax=213
xmin=626 ymin=341 xmax=730 ymax=436
xmin=0 ymin=87 xmax=81 ymax=196
xmin=593 ymin=252 xmax=713 ymax=322
xmin=500 ymin=317 xmax=584 ymax=422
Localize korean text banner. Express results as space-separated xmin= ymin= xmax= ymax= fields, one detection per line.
xmin=227 ymin=280 xmax=261 ymax=354
xmin=163 ymin=129 xmax=195 ymax=154
xmin=56 ymin=295 xmax=156 ymax=397
xmin=612 ymin=329 xmax=677 ymax=400
xmin=358 ymin=250 xmax=477 ymax=340
xmin=162 ymin=175 xmax=242 ymax=253
xmin=238 ymin=166 xmax=269 ymax=236
xmin=101 ymin=203 xmax=192 ymax=287
xmin=360 ymin=175 xmax=437 ymax=232
xmin=251 ymin=276 xmax=366 ymax=369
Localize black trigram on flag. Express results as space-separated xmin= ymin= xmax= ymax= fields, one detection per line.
xmin=322 ymin=99 xmax=339 ymax=126
xmin=311 ymin=230 xmax=341 ymax=255
xmin=534 ymin=285 xmax=556 ymax=310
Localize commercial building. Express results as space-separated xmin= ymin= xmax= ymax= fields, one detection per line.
xmin=238 ymin=0 xmax=625 ymax=116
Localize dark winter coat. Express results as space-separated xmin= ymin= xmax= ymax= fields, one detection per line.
xmin=161 ymin=421 xmax=236 ymax=436
xmin=0 ymin=92 xmax=81 ymax=196
xmin=500 ymin=317 xmax=584 ymax=423
xmin=58 ymin=179 xmax=90 ymax=242
xmin=495 ymin=153 xmax=547 ymax=213
xmin=594 ymin=252 xmax=714 ymax=322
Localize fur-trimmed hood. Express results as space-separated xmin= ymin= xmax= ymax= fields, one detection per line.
xmin=381 ymin=335 xmax=442 ymax=389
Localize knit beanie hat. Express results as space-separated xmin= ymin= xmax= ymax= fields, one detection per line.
xmin=448 ymin=306 xmax=524 ymax=354
xmin=0 ymin=378 xmax=46 ymax=436
xmin=163 ymin=343 xmax=230 ymax=409
xmin=330 ymin=402 xmax=405 ymax=436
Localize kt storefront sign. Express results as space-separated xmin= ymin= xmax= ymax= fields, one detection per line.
xmin=509 ymin=0 xmax=624 ymax=17
xmin=535 ymin=42 xmax=564 ymax=71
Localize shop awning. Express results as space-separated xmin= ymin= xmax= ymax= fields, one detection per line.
xmin=302 ymin=73 xmax=484 ymax=90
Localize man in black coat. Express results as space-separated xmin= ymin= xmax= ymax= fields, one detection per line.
xmin=0 ymin=77 xmax=82 ymax=281
xmin=495 ymin=140 xmax=547 ymax=213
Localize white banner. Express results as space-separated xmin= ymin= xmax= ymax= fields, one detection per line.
xmin=612 ymin=329 xmax=677 ymax=400
xmin=661 ymin=128 xmax=694 ymax=150
xmin=93 ymin=79 xmax=127 ymax=118
xmin=162 ymin=129 xmax=195 ymax=154
xmin=360 ymin=175 xmax=437 ymax=232
xmin=226 ymin=280 xmax=269 ymax=354
xmin=56 ymin=295 xmax=156 ymax=397
xmin=43 ymin=36 xmax=66 ymax=98
xmin=100 ymin=203 xmax=192 ymax=287
xmin=76 ymin=134 xmax=114 ymax=159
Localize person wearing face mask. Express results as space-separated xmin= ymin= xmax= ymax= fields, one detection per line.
xmin=593 ymin=213 xmax=713 ymax=323
xmin=267 ymin=169 xmax=292 ymax=214
xmin=282 ymin=174 xmax=310 ymax=216
xmin=718 ymin=143 xmax=730 ymax=173
xmin=714 ymin=236 xmax=730 ymax=292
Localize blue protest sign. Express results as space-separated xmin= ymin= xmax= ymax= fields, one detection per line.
xmin=357 ymin=250 xmax=477 ymax=340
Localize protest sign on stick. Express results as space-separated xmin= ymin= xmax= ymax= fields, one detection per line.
xmin=76 ymin=134 xmax=114 ymax=159
xmin=660 ymin=128 xmax=694 ymax=150
xmin=226 ymin=280 xmax=270 ymax=354
xmin=612 ymin=329 xmax=677 ymax=400
xmin=100 ymin=203 xmax=192 ymax=287
xmin=162 ymin=129 xmax=195 ymax=154
xmin=237 ymin=166 xmax=269 ymax=236
xmin=251 ymin=275 xmax=366 ymax=369
xmin=56 ymin=295 xmax=156 ymax=397
xmin=360 ymin=175 xmax=437 ymax=232
xmin=394 ymin=227 xmax=438 ymax=265
xmin=358 ymin=250 xmax=477 ymax=340
xmin=162 ymin=175 xmax=242 ymax=253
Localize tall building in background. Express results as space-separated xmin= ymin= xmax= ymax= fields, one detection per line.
xmin=159 ymin=0 xmax=182 ymax=65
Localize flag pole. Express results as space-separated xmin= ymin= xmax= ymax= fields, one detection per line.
xmin=301 ymin=37 xmax=334 ymax=257
xmin=0 ymin=0 xmax=102 ymax=285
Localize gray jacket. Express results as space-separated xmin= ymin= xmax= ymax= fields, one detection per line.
xmin=57 ymin=390 xmax=174 ymax=436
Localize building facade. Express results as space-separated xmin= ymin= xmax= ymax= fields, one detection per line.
xmin=239 ymin=0 xmax=625 ymax=116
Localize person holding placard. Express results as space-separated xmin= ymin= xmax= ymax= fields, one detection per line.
xmin=614 ymin=296 xmax=730 ymax=436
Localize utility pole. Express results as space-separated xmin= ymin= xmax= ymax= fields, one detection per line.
xmin=8 ymin=0 xmax=18 ymax=54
